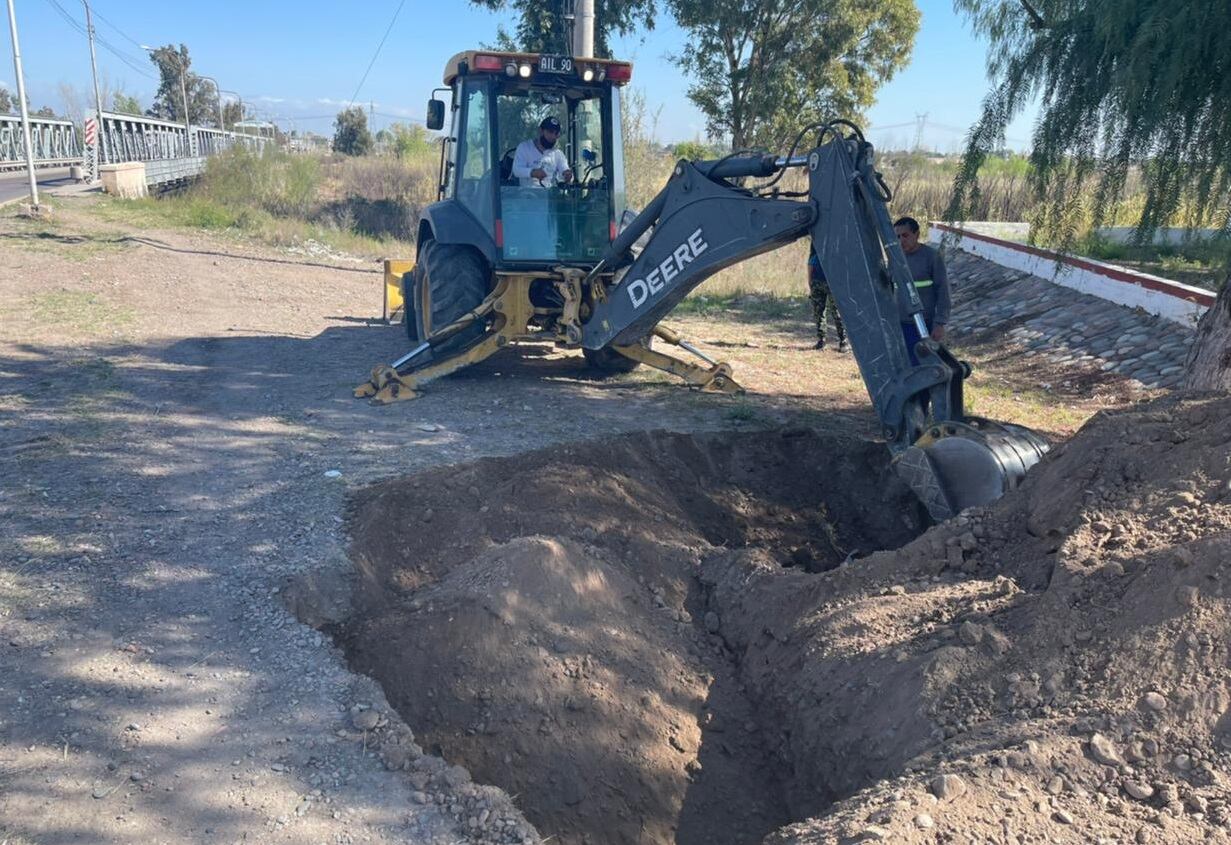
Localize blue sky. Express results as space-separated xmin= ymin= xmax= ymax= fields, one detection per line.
xmin=4 ymin=0 xmax=1036 ymax=151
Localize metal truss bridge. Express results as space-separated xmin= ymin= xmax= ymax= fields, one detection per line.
xmin=1 ymin=111 xmax=269 ymax=189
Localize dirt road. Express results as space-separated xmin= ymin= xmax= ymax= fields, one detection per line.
xmin=0 ymin=195 xmax=1152 ymax=843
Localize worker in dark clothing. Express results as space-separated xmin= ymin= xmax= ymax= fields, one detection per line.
xmin=807 ymin=250 xmax=847 ymax=352
xmin=893 ymin=216 xmax=951 ymax=365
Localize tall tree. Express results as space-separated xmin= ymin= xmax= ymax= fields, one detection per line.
xmin=951 ymin=0 xmax=1231 ymax=390
xmin=332 ymin=106 xmax=373 ymax=156
xmin=146 ymin=44 xmax=219 ymax=126
xmin=469 ymin=0 xmax=655 ymax=57
xmin=668 ymin=0 xmax=919 ymax=150
xmin=0 ymin=87 xmax=12 ymax=114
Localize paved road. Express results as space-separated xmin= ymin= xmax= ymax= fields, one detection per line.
xmin=0 ymin=166 xmax=77 ymax=204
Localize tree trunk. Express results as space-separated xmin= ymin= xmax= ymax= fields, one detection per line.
xmin=1183 ymin=270 xmax=1231 ymax=391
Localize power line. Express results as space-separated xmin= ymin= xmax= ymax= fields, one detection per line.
xmin=42 ymin=0 xmax=156 ymax=79
xmin=88 ymin=2 xmax=144 ymax=51
xmin=347 ymin=0 xmax=408 ymax=108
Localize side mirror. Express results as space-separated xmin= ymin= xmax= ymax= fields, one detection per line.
xmin=426 ymin=99 xmax=445 ymax=131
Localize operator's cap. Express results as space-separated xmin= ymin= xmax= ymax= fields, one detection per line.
xmin=539 ymin=116 xmax=562 ymax=133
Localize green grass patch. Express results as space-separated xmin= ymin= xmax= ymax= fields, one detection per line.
xmin=676 ymin=291 xmax=811 ymax=322
xmin=1071 ymin=235 xmax=1228 ymax=291
xmin=28 ymin=291 xmax=135 ymax=334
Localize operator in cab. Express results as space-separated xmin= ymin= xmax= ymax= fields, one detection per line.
xmin=512 ymin=117 xmax=574 ymax=188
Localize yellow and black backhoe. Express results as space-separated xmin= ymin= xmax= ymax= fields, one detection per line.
xmin=355 ymin=49 xmax=1048 ymax=520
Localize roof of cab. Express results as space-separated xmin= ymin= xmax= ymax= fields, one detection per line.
xmin=442 ymin=50 xmax=632 ymax=85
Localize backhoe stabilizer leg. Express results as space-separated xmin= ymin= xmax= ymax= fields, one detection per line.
xmin=354 ymin=275 xmax=536 ymax=405
xmin=613 ymin=341 xmax=743 ymax=394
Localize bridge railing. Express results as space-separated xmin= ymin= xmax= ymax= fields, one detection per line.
xmin=0 ymin=115 xmax=81 ymax=170
xmin=87 ymin=111 xmax=269 ymax=183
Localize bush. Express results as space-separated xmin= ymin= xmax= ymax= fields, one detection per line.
xmin=199 ymin=146 xmax=321 ymax=218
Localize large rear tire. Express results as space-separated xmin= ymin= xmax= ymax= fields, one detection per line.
xmin=583 ymin=335 xmax=651 ymax=375
xmin=408 ymin=240 xmax=490 ymax=354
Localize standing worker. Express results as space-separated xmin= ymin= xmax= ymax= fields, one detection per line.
xmin=807 ymin=249 xmax=847 ymax=352
xmin=893 ymin=217 xmax=950 ymax=363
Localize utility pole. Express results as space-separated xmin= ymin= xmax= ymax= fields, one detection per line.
xmin=5 ymin=0 xmax=39 ymax=207
xmin=574 ymin=0 xmax=594 ymax=57
xmin=82 ymin=0 xmax=107 ymax=179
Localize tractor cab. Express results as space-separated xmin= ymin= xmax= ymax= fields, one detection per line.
xmin=425 ymin=51 xmax=632 ymax=267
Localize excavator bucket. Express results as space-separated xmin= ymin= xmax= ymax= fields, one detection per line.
xmin=894 ymin=419 xmax=1049 ymax=522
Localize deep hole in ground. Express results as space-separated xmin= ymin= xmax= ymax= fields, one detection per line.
xmin=299 ymin=428 xmax=927 ymax=845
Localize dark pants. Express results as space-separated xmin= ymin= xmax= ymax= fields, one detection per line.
xmin=809 ymin=275 xmax=845 ymax=344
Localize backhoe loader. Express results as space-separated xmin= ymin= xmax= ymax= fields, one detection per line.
xmin=355 ymin=49 xmax=1048 ymax=520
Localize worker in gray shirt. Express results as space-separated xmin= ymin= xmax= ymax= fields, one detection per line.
xmin=894 ymin=216 xmax=951 ymax=364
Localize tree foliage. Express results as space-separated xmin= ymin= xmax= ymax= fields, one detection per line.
xmin=469 ymin=0 xmax=656 ymax=57
xmin=332 ymin=106 xmax=374 ymax=156
xmin=0 ymin=87 xmax=11 ymax=114
xmin=949 ymin=0 xmax=1231 ymax=246
xmin=146 ymin=44 xmax=220 ymax=126
xmin=221 ymin=100 xmax=244 ymax=129
xmin=668 ymin=0 xmax=919 ymax=150
xmin=113 ymin=92 xmax=143 ymax=116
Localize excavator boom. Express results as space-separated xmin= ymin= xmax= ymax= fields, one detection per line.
xmin=583 ymin=124 xmax=1048 ymax=519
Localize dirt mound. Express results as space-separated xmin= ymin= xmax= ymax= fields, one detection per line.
xmin=331 ymin=429 xmax=925 ymax=845
xmin=704 ymin=393 xmax=1231 ymax=843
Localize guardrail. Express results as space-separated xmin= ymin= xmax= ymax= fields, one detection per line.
xmin=0 ymin=115 xmax=81 ymax=170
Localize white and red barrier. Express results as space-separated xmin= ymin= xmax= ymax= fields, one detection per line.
xmin=930 ymin=222 xmax=1215 ymax=327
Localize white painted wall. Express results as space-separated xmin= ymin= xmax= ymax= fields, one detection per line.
xmin=930 ymin=225 xmax=1211 ymax=328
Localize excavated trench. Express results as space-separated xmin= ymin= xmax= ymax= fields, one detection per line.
xmin=304 ymin=429 xmax=927 ymax=845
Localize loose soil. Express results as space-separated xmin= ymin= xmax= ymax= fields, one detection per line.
xmin=317 ymin=394 xmax=1231 ymax=845
xmin=326 ymin=429 xmax=926 ymax=845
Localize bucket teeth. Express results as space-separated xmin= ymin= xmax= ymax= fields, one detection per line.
xmin=895 ymin=447 xmax=955 ymax=522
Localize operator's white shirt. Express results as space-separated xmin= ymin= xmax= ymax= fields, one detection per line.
xmin=511 ymin=139 xmax=570 ymax=187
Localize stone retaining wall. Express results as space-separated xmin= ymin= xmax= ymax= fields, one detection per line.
xmin=946 ymin=251 xmax=1194 ymax=390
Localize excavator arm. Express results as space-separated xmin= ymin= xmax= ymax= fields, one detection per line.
xmin=582 ymin=123 xmax=1047 ymax=520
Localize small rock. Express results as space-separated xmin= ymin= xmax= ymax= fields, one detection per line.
xmin=1173 ymin=753 xmax=1193 ymax=771
xmin=1124 ymin=781 xmax=1154 ymax=801
xmin=959 ymin=532 xmax=977 ymax=552
xmin=1140 ymin=692 xmax=1168 ymax=712
xmin=1089 ymin=733 xmax=1124 ymax=768
xmin=352 ymin=709 xmax=380 ymax=731
xmin=1053 ymin=809 xmax=1074 ymax=825
xmin=931 ymin=773 xmax=967 ymax=801
xmin=1047 ymin=776 xmax=1065 ymax=795
xmin=704 ymin=612 xmax=720 ymax=634
xmin=1173 ymin=547 xmax=1194 ymax=568
xmin=914 ymin=813 xmax=934 ymax=830
xmin=959 ymin=620 xmax=983 ymax=646
xmin=415 ymin=423 xmax=442 ymax=432
xmin=323 ymin=469 xmax=342 ymax=479
xmin=1177 ymin=586 xmax=1199 ymax=607
xmin=852 ymin=826 xmax=890 ymax=842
